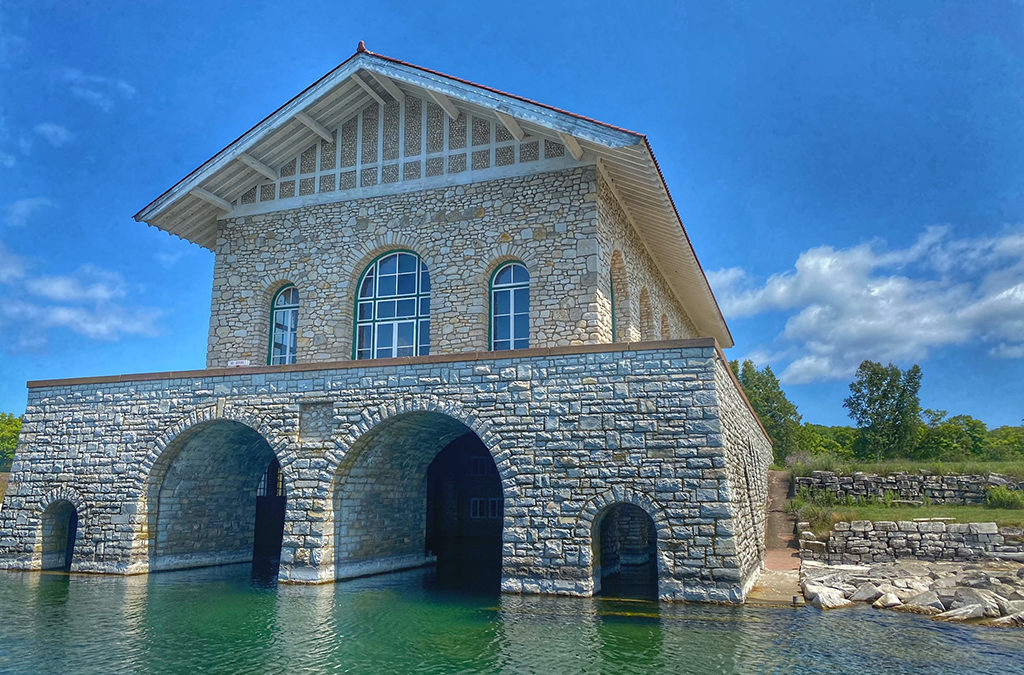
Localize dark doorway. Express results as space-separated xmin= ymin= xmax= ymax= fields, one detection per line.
xmin=425 ymin=433 xmax=503 ymax=592
xmin=252 ymin=458 xmax=286 ymax=578
xmin=41 ymin=501 xmax=78 ymax=572
xmin=594 ymin=503 xmax=658 ymax=600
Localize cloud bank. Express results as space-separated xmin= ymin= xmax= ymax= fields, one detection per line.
xmin=708 ymin=226 xmax=1024 ymax=384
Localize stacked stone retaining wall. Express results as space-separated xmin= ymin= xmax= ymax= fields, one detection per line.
xmin=799 ymin=520 xmax=1024 ymax=565
xmin=794 ymin=470 xmax=1023 ymax=505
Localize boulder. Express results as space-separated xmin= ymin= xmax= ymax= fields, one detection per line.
xmin=934 ymin=604 xmax=985 ymax=622
xmin=804 ymin=583 xmax=854 ymax=609
xmin=850 ymin=583 xmax=883 ymax=603
xmin=904 ymin=590 xmax=946 ymax=612
xmin=981 ymin=613 xmax=1024 ymax=628
xmin=872 ymin=592 xmax=902 ymax=609
xmin=952 ymin=588 xmax=1002 ymax=617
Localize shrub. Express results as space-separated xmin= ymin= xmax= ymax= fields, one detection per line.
xmin=985 ymin=485 xmax=1024 ymax=510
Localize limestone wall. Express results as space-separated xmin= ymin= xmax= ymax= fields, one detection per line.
xmin=207 ymin=166 xmax=602 ymax=367
xmin=799 ymin=520 xmax=1024 ymax=565
xmin=595 ymin=176 xmax=698 ymax=343
xmin=794 ymin=471 xmax=1024 ymax=505
xmin=713 ymin=355 xmax=773 ymax=594
xmin=0 ymin=341 xmax=769 ymax=603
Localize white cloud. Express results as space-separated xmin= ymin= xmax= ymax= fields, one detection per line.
xmin=0 ymin=245 xmax=161 ymax=346
xmin=33 ymin=122 xmax=72 ymax=147
xmin=711 ymin=226 xmax=1024 ymax=384
xmin=4 ymin=197 xmax=55 ymax=227
xmin=61 ymin=68 xmax=136 ymax=112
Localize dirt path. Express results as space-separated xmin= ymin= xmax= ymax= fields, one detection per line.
xmin=746 ymin=470 xmax=803 ymax=606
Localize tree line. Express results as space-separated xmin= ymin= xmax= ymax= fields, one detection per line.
xmin=731 ymin=359 xmax=1024 ymax=464
xmin=0 ymin=413 xmax=19 ymax=471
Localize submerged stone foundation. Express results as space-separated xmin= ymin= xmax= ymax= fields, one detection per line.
xmin=0 ymin=340 xmax=771 ymax=602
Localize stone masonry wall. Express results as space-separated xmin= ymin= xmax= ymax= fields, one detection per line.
xmin=794 ymin=471 xmax=1024 ymax=505
xmin=799 ymin=520 xmax=1024 ymax=565
xmin=595 ymin=176 xmax=698 ymax=343
xmin=207 ymin=166 xmax=602 ymax=367
xmin=714 ymin=355 xmax=773 ymax=594
xmin=0 ymin=341 xmax=770 ymax=603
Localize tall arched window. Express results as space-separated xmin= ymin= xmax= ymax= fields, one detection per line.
xmin=269 ymin=285 xmax=299 ymax=365
xmin=355 ymin=251 xmax=430 ymax=359
xmin=490 ymin=262 xmax=529 ymax=350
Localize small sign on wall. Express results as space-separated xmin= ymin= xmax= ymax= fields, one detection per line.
xmin=227 ymin=359 xmax=251 ymax=367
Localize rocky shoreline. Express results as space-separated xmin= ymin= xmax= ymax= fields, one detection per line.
xmin=801 ymin=558 xmax=1024 ymax=626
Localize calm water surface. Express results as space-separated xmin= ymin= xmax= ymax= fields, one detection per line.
xmin=0 ymin=565 xmax=1021 ymax=674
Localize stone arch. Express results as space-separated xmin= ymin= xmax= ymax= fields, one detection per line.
xmin=330 ymin=395 xmax=511 ymax=497
xmin=638 ymin=287 xmax=653 ymax=341
xmin=329 ymin=395 xmax=513 ymax=583
xmin=660 ymin=313 xmax=670 ymax=340
xmin=610 ymin=250 xmax=633 ymax=342
xmin=134 ymin=405 xmax=295 ymax=572
xmin=37 ymin=485 xmax=89 ymax=520
xmin=578 ymin=488 xmax=669 ymax=599
xmin=344 ymin=234 xmax=439 ymax=296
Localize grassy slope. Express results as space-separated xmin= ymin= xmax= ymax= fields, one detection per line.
xmin=0 ymin=473 xmax=7 ymax=503
xmin=790 ymin=458 xmax=1024 ymax=479
xmin=828 ymin=503 xmax=1024 ymax=528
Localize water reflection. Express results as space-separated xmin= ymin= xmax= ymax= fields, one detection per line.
xmin=0 ymin=567 xmax=1022 ymax=674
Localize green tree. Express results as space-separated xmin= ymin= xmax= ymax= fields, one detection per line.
xmin=0 ymin=413 xmax=22 ymax=470
xmin=730 ymin=359 xmax=802 ymax=462
xmin=986 ymin=425 xmax=1024 ymax=460
xmin=798 ymin=423 xmax=857 ymax=459
xmin=843 ymin=361 xmax=923 ymax=461
xmin=916 ymin=411 xmax=988 ymax=460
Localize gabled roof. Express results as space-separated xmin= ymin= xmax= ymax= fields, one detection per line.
xmin=134 ymin=43 xmax=733 ymax=347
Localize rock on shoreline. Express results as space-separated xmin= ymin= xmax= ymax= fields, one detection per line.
xmin=800 ymin=559 xmax=1024 ymax=626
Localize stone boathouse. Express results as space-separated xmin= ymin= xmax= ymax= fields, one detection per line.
xmin=0 ymin=44 xmax=771 ymax=603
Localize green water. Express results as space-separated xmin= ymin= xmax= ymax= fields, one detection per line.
xmin=0 ymin=565 xmax=1021 ymax=674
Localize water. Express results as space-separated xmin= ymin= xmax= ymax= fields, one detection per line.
xmin=0 ymin=566 xmax=1021 ymax=674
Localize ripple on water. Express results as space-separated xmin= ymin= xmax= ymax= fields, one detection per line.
xmin=0 ymin=567 xmax=1021 ymax=674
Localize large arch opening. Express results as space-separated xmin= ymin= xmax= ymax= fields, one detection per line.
xmin=40 ymin=500 xmax=78 ymax=571
xmin=593 ymin=503 xmax=658 ymax=600
xmin=147 ymin=420 xmax=285 ymax=575
xmin=333 ymin=410 xmax=504 ymax=593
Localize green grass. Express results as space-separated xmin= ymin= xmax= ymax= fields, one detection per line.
xmin=0 ymin=472 xmax=7 ymax=503
xmin=828 ymin=503 xmax=1024 ymax=529
xmin=789 ymin=457 xmax=1024 ymax=479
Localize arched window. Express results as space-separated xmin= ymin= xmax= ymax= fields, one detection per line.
xmin=355 ymin=251 xmax=430 ymax=359
xmin=269 ymin=285 xmax=299 ymax=365
xmin=490 ymin=262 xmax=530 ymax=350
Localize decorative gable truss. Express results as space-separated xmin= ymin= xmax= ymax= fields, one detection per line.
xmin=233 ymin=95 xmax=578 ymax=213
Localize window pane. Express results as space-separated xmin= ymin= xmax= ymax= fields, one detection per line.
xmin=397 ymin=321 xmax=414 ymax=348
xmin=359 ymin=272 xmax=375 ymax=298
xmin=513 ymin=338 xmax=529 ymax=350
xmin=377 ymin=324 xmax=394 ymax=349
xmin=397 ymin=272 xmax=416 ymax=295
xmin=396 ymin=298 xmax=416 ymax=317
xmin=357 ymin=325 xmax=373 ymax=351
xmin=494 ymin=289 xmax=510 ymax=315
xmin=419 ymin=297 xmax=430 ymax=315
xmin=495 ymin=265 xmax=512 ymax=285
xmin=493 ymin=339 xmax=510 ymax=351
xmin=512 ymin=264 xmax=529 ymax=283
xmin=377 ymin=300 xmax=396 ymax=319
xmin=495 ymin=315 xmax=510 ymax=339
xmin=514 ymin=287 xmax=529 ymax=309
xmin=397 ymin=253 xmax=417 ymax=274
xmin=377 ymin=275 xmax=397 ymax=297
xmin=358 ymin=302 xmax=373 ymax=320
xmin=514 ymin=313 xmax=529 ymax=339
xmin=420 ymin=266 xmax=430 ymax=292
xmin=379 ymin=254 xmax=398 ymax=275
xmin=419 ymin=319 xmax=430 ymax=351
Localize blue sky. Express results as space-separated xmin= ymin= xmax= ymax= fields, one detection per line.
xmin=0 ymin=1 xmax=1021 ymax=427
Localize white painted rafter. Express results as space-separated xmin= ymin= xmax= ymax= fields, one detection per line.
xmin=558 ymin=132 xmax=584 ymax=160
xmin=190 ymin=187 xmax=233 ymax=213
xmin=238 ymin=153 xmax=278 ymax=181
xmin=427 ymin=90 xmax=460 ymax=120
xmin=351 ymin=72 xmax=387 ymax=107
xmin=295 ymin=111 xmax=334 ymax=143
xmin=495 ymin=111 xmax=525 ymax=141
xmin=368 ymin=70 xmax=405 ymax=102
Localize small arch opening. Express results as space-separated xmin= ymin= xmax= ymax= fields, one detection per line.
xmin=593 ymin=503 xmax=658 ymax=600
xmin=41 ymin=500 xmax=78 ymax=572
